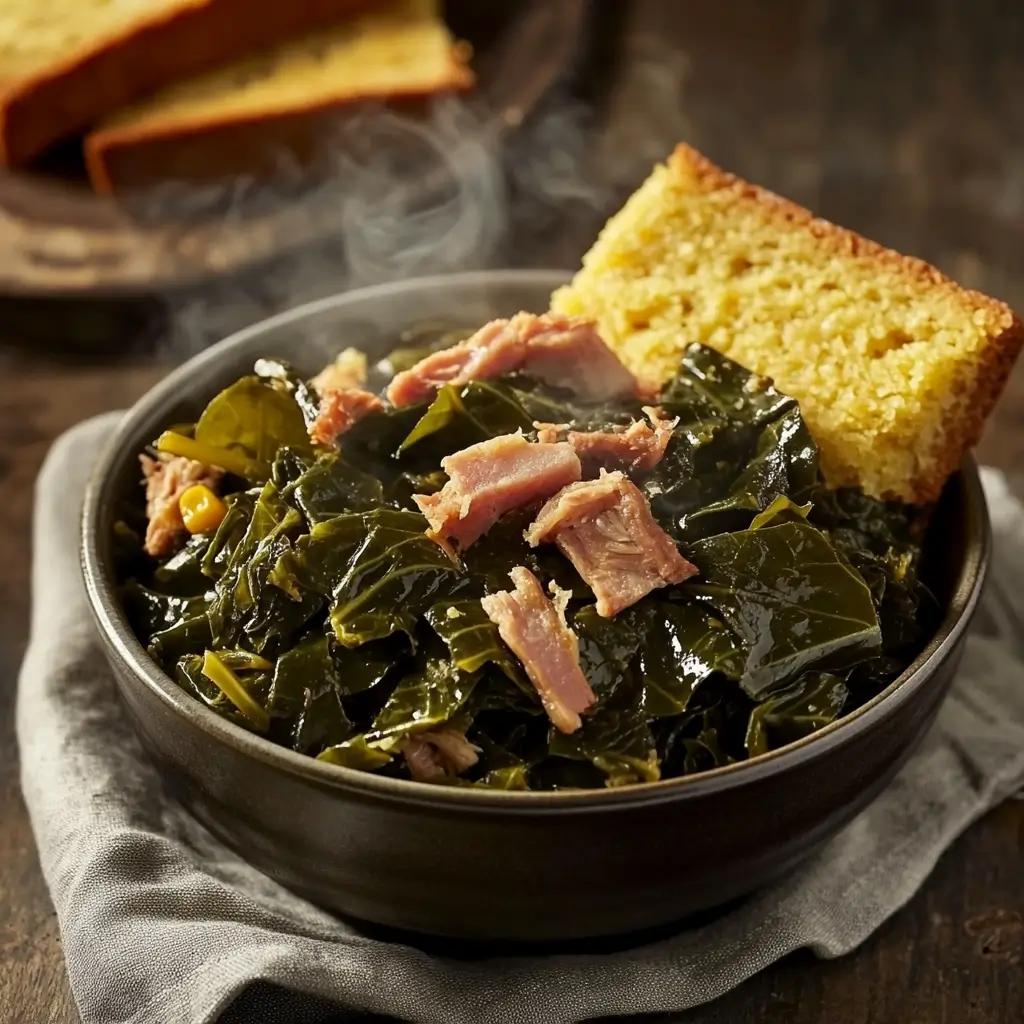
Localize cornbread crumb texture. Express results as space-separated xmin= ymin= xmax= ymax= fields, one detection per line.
xmin=552 ymin=144 xmax=1023 ymax=503
xmin=0 ymin=0 xmax=168 ymax=77
xmin=97 ymin=0 xmax=466 ymax=129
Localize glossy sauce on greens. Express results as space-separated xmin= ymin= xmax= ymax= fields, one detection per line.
xmin=116 ymin=340 xmax=933 ymax=790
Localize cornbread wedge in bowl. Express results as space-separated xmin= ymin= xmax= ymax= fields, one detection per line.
xmin=553 ymin=144 xmax=1023 ymax=504
xmin=81 ymin=145 xmax=1016 ymax=940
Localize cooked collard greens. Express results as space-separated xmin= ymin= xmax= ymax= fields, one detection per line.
xmin=117 ymin=318 xmax=934 ymax=790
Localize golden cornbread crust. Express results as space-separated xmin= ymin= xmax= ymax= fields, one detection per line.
xmin=84 ymin=51 xmax=473 ymax=195
xmin=553 ymin=143 xmax=1024 ymax=504
xmin=0 ymin=0 xmax=377 ymax=167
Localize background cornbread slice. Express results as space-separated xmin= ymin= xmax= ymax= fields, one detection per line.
xmin=551 ymin=144 xmax=1023 ymax=504
xmin=85 ymin=0 xmax=473 ymax=194
xmin=0 ymin=0 xmax=375 ymax=166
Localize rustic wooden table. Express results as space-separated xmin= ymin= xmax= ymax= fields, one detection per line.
xmin=3 ymin=1 xmax=1024 ymax=1021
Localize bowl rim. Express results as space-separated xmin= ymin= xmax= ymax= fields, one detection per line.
xmin=80 ymin=268 xmax=991 ymax=813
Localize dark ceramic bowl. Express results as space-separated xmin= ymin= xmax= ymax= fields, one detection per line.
xmin=81 ymin=270 xmax=990 ymax=942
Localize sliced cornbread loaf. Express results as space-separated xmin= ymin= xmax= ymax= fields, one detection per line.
xmin=0 ymin=0 xmax=377 ymax=166
xmin=551 ymin=144 xmax=1023 ymax=504
xmin=84 ymin=0 xmax=473 ymax=195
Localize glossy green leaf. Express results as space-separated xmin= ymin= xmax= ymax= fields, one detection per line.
xmin=399 ymin=381 xmax=535 ymax=451
xmin=687 ymin=520 xmax=882 ymax=697
xmin=318 ymin=736 xmax=393 ymax=770
xmin=572 ymin=604 xmax=645 ymax=707
xmin=385 ymin=469 xmax=447 ymax=511
xmin=201 ymin=490 xmax=257 ymax=581
xmin=370 ymin=654 xmax=477 ymax=741
xmin=660 ymin=343 xmax=796 ymax=427
xmin=254 ymin=357 xmax=321 ymax=430
xmin=202 ymin=650 xmax=270 ymax=732
xmin=425 ymin=600 xmax=525 ymax=683
xmin=548 ymin=700 xmax=660 ymax=786
xmin=474 ymin=764 xmax=530 ymax=790
xmin=749 ymin=495 xmax=812 ymax=531
xmin=283 ymin=452 xmax=384 ymax=524
xmin=208 ymin=481 xmax=322 ymax=656
xmin=462 ymin=510 xmax=591 ymax=599
xmin=194 ymin=375 xmax=312 ymax=468
xmin=271 ymin=509 xmax=462 ymax=647
xmin=745 ymin=671 xmax=849 ymax=757
xmin=153 ymin=534 xmax=211 ymax=596
xmin=638 ymin=602 xmax=745 ymax=717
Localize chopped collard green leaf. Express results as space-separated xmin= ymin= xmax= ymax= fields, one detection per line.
xmin=118 ymin=336 xmax=933 ymax=788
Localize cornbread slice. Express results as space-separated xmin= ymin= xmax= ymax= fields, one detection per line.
xmin=0 ymin=0 xmax=376 ymax=166
xmin=84 ymin=0 xmax=473 ymax=195
xmin=552 ymin=144 xmax=1023 ymax=504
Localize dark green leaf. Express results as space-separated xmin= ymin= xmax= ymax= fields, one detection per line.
xmin=283 ymin=452 xmax=384 ymax=523
xmin=398 ymin=375 xmax=640 ymax=456
xmin=425 ymin=600 xmax=526 ymax=683
xmin=687 ymin=520 xmax=882 ymax=697
xmin=638 ymin=602 xmax=745 ymax=717
xmin=271 ymin=509 xmax=462 ymax=647
xmin=153 ymin=534 xmax=211 ymax=596
xmin=195 ymin=375 xmax=312 ymax=467
xmin=656 ymin=677 xmax=751 ymax=775
xmin=548 ymin=700 xmax=660 ymax=786
xmin=462 ymin=510 xmax=591 ymax=599
xmin=385 ymin=469 xmax=447 ymax=511
xmin=208 ymin=481 xmax=322 ymax=656
xmin=201 ymin=490 xmax=257 ymax=581
xmin=121 ymin=580 xmax=206 ymax=639
xmin=660 ymin=343 xmax=795 ymax=427
xmin=572 ymin=604 xmax=645 ymax=707
xmin=318 ymin=736 xmax=393 ymax=771
xmin=370 ymin=655 xmax=477 ymax=741
xmin=294 ymin=686 xmax=354 ymax=755
xmin=340 ymin=402 xmax=431 ymax=475
xmin=474 ymin=764 xmax=530 ymax=790
xmin=399 ymin=381 xmax=536 ymax=451
xmin=254 ymin=357 xmax=321 ymax=429
xmin=745 ymin=671 xmax=849 ymax=757
xmin=149 ymin=614 xmax=213 ymax=667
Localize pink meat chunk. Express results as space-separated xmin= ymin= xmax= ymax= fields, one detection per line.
xmin=139 ymin=454 xmax=223 ymax=558
xmin=534 ymin=406 xmax=676 ymax=477
xmin=402 ymin=728 xmax=480 ymax=783
xmin=414 ymin=432 xmax=581 ymax=550
xmin=309 ymin=387 xmax=383 ymax=446
xmin=481 ymin=566 xmax=596 ymax=733
xmin=311 ymin=347 xmax=368 ymax=394
xmin=527 ymin=471 xmax=698 ymax=617
xmin=386 ymin=311 xmax=648 ymax=406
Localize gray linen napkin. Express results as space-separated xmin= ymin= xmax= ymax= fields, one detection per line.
xmin=17 ymin=413 xmax=1024 ymax=1024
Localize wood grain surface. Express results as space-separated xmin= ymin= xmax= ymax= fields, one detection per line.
xmin=2 ymin=0 xmax=1024 ymax=1021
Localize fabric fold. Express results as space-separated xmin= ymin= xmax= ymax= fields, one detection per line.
xmin=17 ymin=416 xmax=1024 ymax=1024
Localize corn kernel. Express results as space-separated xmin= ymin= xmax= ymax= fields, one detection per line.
xmin=179 ymin=484 xmax=226 ymax=534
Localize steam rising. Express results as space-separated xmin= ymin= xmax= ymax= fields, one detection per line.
xmin=160 ymin=36 xmax=693 ymax=362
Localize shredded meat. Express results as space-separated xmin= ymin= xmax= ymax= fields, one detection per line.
xmin=527 ymin=471 xmax=698 ymax=617
xmin=534 ymin=406 xmax=676 ymax=476
xmin=311 ymin=347 xmax=368 ymax=394
xmin=402 ymin=728 xmax=480 ymax=783
xmin=308 ymin=387 xmax=383 ymax=446
xmin=387 ymin=312 xmax=649 ymax=406
xmin=414 ymin=432 xmax=581 ymax=549
xmin=480 ymin=566 xmax=595 ymax=733
xmin=139 ymin=454 xmax=223 ymax=558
